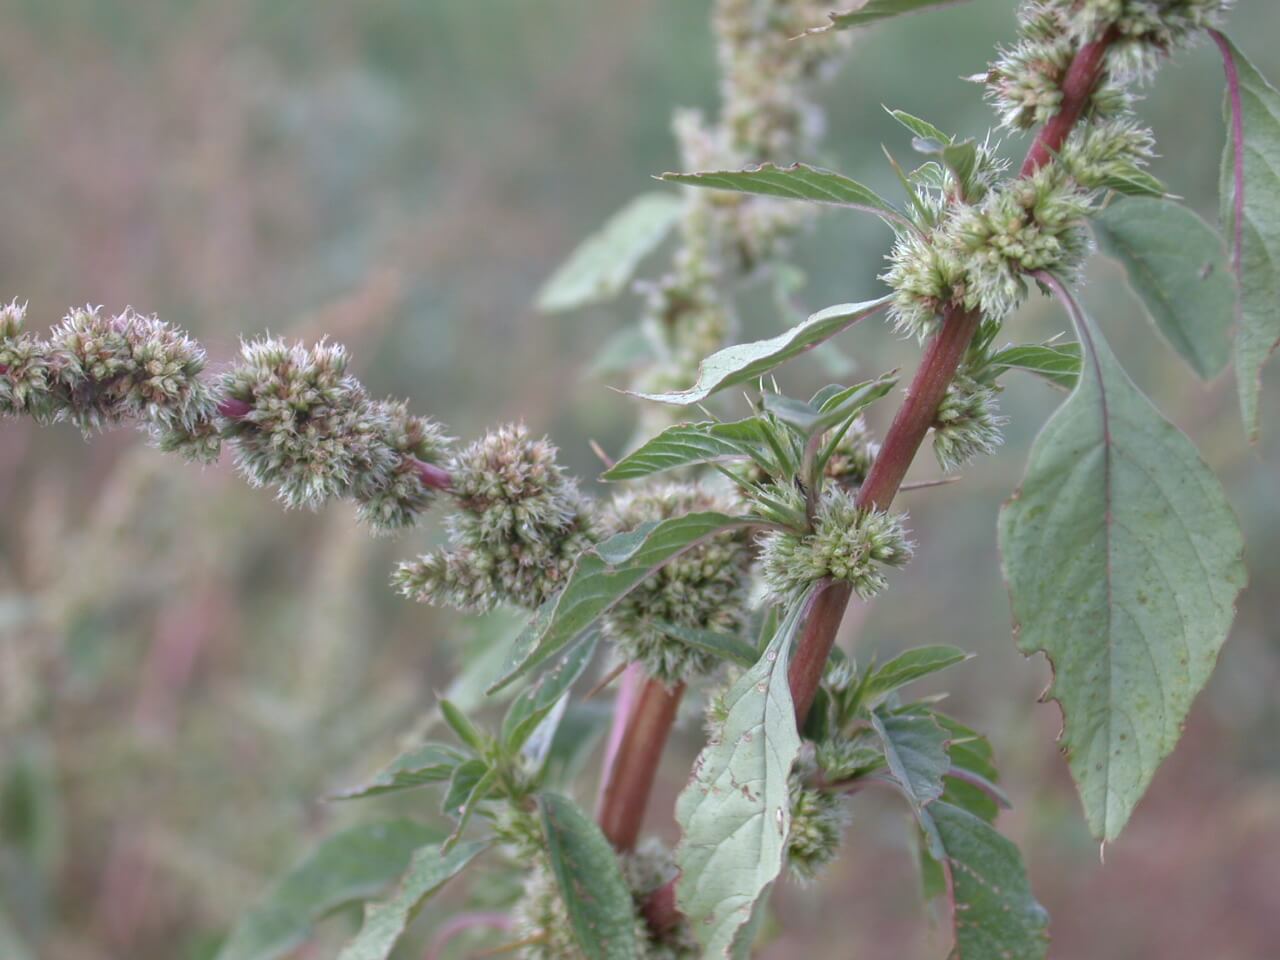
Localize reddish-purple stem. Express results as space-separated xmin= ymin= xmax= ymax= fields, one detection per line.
xmin=597 ymin=662 xmax=646 ymax=810
xmin=1211 ymin=29 xmax=1246 ymax=275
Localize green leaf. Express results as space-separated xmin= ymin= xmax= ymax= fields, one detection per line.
xmin=336 ymin=841 xmax=487 ymax=960
xmin=1092 ymin=196 xmax=1235 ymax=379
xmin=934 ymin=713 xmax=1005 ymax=823
xmin=488 ymin=513 xmax=754 ymax=693
xmin=1219 ymin=37 xmax=1280 ymax=440
xmin=912 ymin=135 xmax=979 ymax=194
xmin=632 ymin=296 xmax=890 ymax=406
xmin=921 ymin=803 xmax=1050 ymax=960
xmin=214 ymin=821 xmax=442 ymax=960
xmin=331 ymin=743 xmax=465 ymax=801
xmin=999 ymin=276 xmax=1246 ymax=841
xmin=438 ymin=699 xmax=487 ymax=755
xmin=988 ymin=342 xmax=1082 ymax=390
xmin=501 ymin=632 xmax=599 ymax=755
xmin=675 ymin=598 xmax=809 ymax=957
xmin=537 ymin=793 xmax=639 ymax=960
xmin=651 ymin=621 xmax=760 ymax=668
xmin=886 ymin=108 xmax=952 ymax=144
xmin=1091 ymin=164 xmax=1168 ymax=198
xmin=602 ymin=418 xmax=771 ymax=481
xmin=861 ymin=645 xmax=971 ymax=703
xmin=813 ymin=0 xmax=974 ymax=32
xmin=870 ymin=709 xmax=949 ymax=814
xmin=442 ymin=759 xmax=489 ymax=821
xmin=762 ymin=374 xmax=896 ymax=439
xmin=536 ymin=192 xmax=683 ymax=313
xmin=661 ymin=163 xmax=904 ymax=225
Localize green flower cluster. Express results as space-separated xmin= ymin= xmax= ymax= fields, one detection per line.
xmin=1051 ymin=0 xmax=1233 ymax=80
xmin=394 ymin=424 xmax=598 ymax=613
xmin=787 ymin=771 xmax=849 ymax=882
xmin=932 ymin=374 xmax=1008 ymax=472
xmin=600 ymin=482 xmax=753 ymax=686
xmin=758 ymin=487 xmax=913 ymax=603
xmin=218 ymin=336 xmax=451 ymax=529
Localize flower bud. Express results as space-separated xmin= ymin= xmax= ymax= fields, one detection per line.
xmin=932 ymin=374 xmax=1008 ymax=472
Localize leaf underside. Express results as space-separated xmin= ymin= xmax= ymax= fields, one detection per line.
xmin=999 ymin=280 xmax=1245 ymax=841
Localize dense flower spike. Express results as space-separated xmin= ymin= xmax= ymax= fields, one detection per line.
xmin=823 ymin=416 xmax=880 ymax=489
xmin=787 ymin=761 xmax=849 ymax=882
xmin=219 ymin=336 xmax=451 ymax=530
xmin=600 ymin=482 xmax=753 ymax=685
xmin=1 ymin=308 xmax=450 ymax=531
xmin=394 ymin=424 xmax=598 ymax=613
xmin=931 ymin=375 xmax=1008 ymax=472
xmin=1050 ymin=0 xmax=1233 ymax=81
xmin=758 ymin=487 xmax=913 ymax=603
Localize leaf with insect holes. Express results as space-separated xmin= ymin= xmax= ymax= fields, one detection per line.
xmin=662 ymin=163 xmax=904 ymax=225
xmin=675 ymin=598 xmax=809 ymax=958
xmin=988 ymin=342 xmax=1081 ymax=390
xmin=999 ymin=276 xmax=1245 ymax=841
xmin=602 ymin=418 xmax=772 ymax=481
xmin=331 ymin=743 xmax=465 ymax=801
xmin=488 ymin=513 xmax=755 ymax=693
xmin=632 ymin=297 xmax=891 ymax=405
xmin=336 ymin=841 xmax=487 ymax=960
xmin=536 ymin=192 xmax=683 ymax=313
xmin=1217 ymin=36 xmax=1280 ymax=441
xmin=1092 ymin=196 xmax=1235 ymax=379
xmin=811 ymin=0 xmax=974 ymax=32
xmin=214 ymin=821 xmax=442 ymax=960
xmin=537 ymin=793 xmax=639 ymax=960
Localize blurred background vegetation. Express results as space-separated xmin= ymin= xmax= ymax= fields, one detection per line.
xmin=1 ymin=1 xmax=1278 ymax=958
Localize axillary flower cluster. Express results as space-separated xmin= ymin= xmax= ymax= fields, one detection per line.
xmin=883 ymin=0 xmax=1234 ymax=471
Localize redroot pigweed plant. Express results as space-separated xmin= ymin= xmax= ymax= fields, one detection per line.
xmin=3 ymin=1 xmax=1276 ymax=957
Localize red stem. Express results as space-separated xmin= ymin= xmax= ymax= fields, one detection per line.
xmin=1020 ymin=28 xmax=1119 ymax=176
xmin=596 ymin=678 xmax=685 ymax=852
xmin=1210 ymin=28 xmax=1246 ymax=275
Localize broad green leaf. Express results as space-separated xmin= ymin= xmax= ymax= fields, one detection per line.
xmin=331 ymin=743 xmax=465 ymax=801
xmin=921 ymin=803 xmax=1049 ymax=960
xmin=1092 ymin=196 xmax=1235 ymax=379
xmin=602 ymin=418 xmax=770 ymax=481
xmin=870 ymin=710 xmax=949 ymax=814
xmin=675 ymin=598 xmax=808 ymax=957
xmin=537 ymin=793 xmax=639 ymax=960
xmin=1219 ymin=37 xmax=1280 ymax=440
xmin=488 ymin=513 xmax=753 ymax=692
xmin=214 ymin=821 xmax=441 ymax=960
xmin=662 ymin=163 xmax=904 ymax=225
xmin=813 ymin=0 xmax=974 ymax=32
xmin=999 ymin=277 xmax=1246 ymax=841
xmin=336 ymin=841 xmax=487 ymax=960
xmin=652 ymin=621 xmax=759 ymax=668
xmin=861 ymin=646 xmax=971 ymax=703
xmin=633 ymin=297 xmax=890 ymax=405
xmin=501 ymin=632 xmax=599 ymax=754
xmin=988 ymin=342 xmax=1081 ymax=390
xmin=536 ymin=192 xmax=683 ymax=313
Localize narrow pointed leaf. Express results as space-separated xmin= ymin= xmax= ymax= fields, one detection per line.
xmin=1092 ymin=196 xmax=1235 ymax=379
xmin=215 ymin=821 xmax=442 ymax=960
xmin=988 ymin=342 xmax=1081 ymax=390
xmin=331 ymin=743 xmax=465 ymax=801
xmin=1218 ymin=37 xmax=1280 ymax=440
xmin=602 ymin=418 xmax=770 ymax=481
xmin=537 ymin=793 xmax=639 ymax=960
xmin=633 ymin=297 xmax=890 ymax=405
xmin=675 ymin=598 xmax=809 ymax=957
xmin=652 ymin=621 xmax=760 ymax=668
xmin=861 ymin=645 xmax=970 ymax=703
xmin=920 ymin=803 xmax=1050 ymax=960
xmin=886 ymin=108 xmax=952 ymax=144
xmin=488 ymin=513 xmax=753 ymax=693
xmin=813 ymin=0 xmax=974 ymax=32
xmin=501 ymin=632 xmax=599 ymax=754
xmin=536 ymin=192 xmax=683 ymax=313
xmin=661 ymin=163 xmax=903 ymax=224
xmin=999 ymin=276 xmax=1246 ymax=841
xmin=336 ymin=841 xmax=488 ymax=960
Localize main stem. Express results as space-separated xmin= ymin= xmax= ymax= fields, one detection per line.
xmin=601 ymin=22 xmax=1118 ymax=900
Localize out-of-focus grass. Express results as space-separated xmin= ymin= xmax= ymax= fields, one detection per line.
xmin=1 ymin=1 xmax=1278 ymax=958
